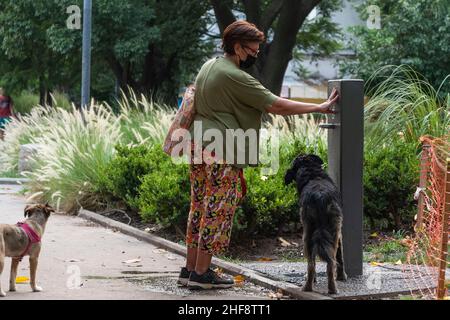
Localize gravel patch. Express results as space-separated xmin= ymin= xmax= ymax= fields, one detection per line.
xmin=240 ymin=262 xmax=437 ymax=298
xmin=127 ymin=273 xmax=282 ymax=299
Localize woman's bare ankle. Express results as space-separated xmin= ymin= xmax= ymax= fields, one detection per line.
xmin=194 ymin=267 xmax=209 ymax=275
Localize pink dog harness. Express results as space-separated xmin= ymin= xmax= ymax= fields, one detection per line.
xmin=16 ymin=222 xmax=41 ymax=260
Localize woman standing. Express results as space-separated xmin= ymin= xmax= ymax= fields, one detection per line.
xmin=179 ymin=20 xmax=339 ymax=290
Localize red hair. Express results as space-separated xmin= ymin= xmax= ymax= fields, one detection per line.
xmin=222 ymin=20 xmax=265 ymax=55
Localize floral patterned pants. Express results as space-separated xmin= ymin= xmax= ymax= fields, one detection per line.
xmin=186 ymin=153 xmax=243 ymax=256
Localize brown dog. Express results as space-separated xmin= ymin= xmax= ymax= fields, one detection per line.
xmin=0 ymin=203 xmax=53 ymax=297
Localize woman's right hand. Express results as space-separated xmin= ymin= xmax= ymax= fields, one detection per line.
xmin=316 ymin=88 xmax=339 ymax=114
xmin=266 ymin=88 xmax=339 ymax=116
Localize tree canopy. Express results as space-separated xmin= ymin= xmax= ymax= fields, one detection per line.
xmin=341 ymin=0 xmax=450 ymax=95
xmin=0 ymin=0 xmax=344 ymax=104
xmin=0 ymin=0 xmax=213 ymax=105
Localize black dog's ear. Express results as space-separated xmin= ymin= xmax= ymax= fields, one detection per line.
xmin=284 ymin=168 xmax=296 ymax=185
xmin=306 ymin=154 xmax=324 ymax=166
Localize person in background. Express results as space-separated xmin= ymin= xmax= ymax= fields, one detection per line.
xmin=0 ymin=88 xmax=15 ymax=140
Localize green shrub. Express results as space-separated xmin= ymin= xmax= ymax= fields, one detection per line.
xmin=12 ymin=91 xmax=72 ymax=115
xmin=103 ymin=139 xmax=326 ymax=233
xmin=51 ymin=91 xmax=72 ymax=111
xmin=13 ymin=91 xmax=39 ymax=115
xmin=102 ymin=137 xmax=420 ymax=237
xmin=100 ymin=144 xmax=155 ymax=209
xmin=237 ymin=139 xmax=328 ymax=236
xmin=363 ymin=139 xmax=420 ymax=230
xmin=137 ymin=145 xmax=190 ymax=227
xmin=102 ymin=143 xmax=190 ymax=227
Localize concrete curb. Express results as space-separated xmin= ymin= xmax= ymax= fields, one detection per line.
xmin=0 ymin=177 xmax=30 ymax=185
xmin=78 ymin=208 xmax=332 ymax=300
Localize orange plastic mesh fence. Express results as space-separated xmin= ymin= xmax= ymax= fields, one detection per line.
xmin=404 ymin=135 xmax=449 ymax=299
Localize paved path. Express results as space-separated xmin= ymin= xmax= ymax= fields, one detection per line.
xmin=0 ymin=185 xmax=270 ymax=300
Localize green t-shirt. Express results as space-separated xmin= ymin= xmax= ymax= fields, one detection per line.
xmin=188 ymin=56 xmax=278 ymax=168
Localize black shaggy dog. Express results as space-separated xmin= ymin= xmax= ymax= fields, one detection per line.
xmin=285 ymin=154 xmax=347 ymax=294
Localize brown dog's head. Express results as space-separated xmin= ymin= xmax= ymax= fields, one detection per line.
xmin=24 ymin=202 xmax=55 ymax=221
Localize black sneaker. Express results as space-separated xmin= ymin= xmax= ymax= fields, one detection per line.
xmin=188 ymin=269 xmax=234 ymax=290
xmin=177 ymin=267 xmax=192 ymax=286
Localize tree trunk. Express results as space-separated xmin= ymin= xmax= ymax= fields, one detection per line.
xmin=39 ymin=76 xmax=45 ymax=106
xmin=210 ymin=0 xmax=236 ymax=34
xmin=39 ymin=77 xmax=51 ymax=107
xmin=260 ymin=0 xmax=320 ymax=95
xmin=107 ymin=55 xmax=139 ymax=96
xmin=46 ymin=90 xmax=53 ymax=108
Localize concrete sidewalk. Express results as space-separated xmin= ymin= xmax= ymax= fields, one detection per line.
xmin=0 ymin=185 xmax=270 ymax=300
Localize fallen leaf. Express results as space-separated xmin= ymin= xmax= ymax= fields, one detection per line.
xmin=400 ymin=239 xmax=412 ymax=247
xmin=369 ymin=261 xmax=383 ymax=266
xmin=395 ymin=260 xmax=402 ymax=265
xmin=369 ymin=232 xmax=378 ymax=239
xmin=166 ymin=254 xmax=177 ymax=260
xmin=234 ymin=275 xmax=245 ymax=283
xmin=268 ymin=289 xmax=284 ymax=300
xmin=122 ymin=258 xmax=142 ymax=264
xmin=268 ymin=292 xmax=278 ymax=299
xmin=257 ymin=257 xmax=273 ymax=262
xmin=16 ymin=276 xmax=30 ymax=284
xmin=278 ymin=237 xmax=292 ymax=247
xmin=152 ymin=248 xmax=167 ymax=254
xmin=291 ymin=241 xmax=299 ymax=247
xmin=234 ymin=275 xmax=245 ymax=287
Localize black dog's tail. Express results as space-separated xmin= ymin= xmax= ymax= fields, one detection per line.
xmin=310 ymin=201 xmax=337 ymax=264
xmin=311 ymin=228 xmax=335 ymax=264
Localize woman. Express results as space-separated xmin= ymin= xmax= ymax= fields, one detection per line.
xmin=0 ymin=88 xmax=15 ymax=141
xmin=179 ymin=20 xmax=338 ymax=290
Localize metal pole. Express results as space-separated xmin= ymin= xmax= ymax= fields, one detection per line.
xmin=81 ymin=0 xmax=92 ymax=109
xmin=320 ymin=79 xmax=365 ymax=277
